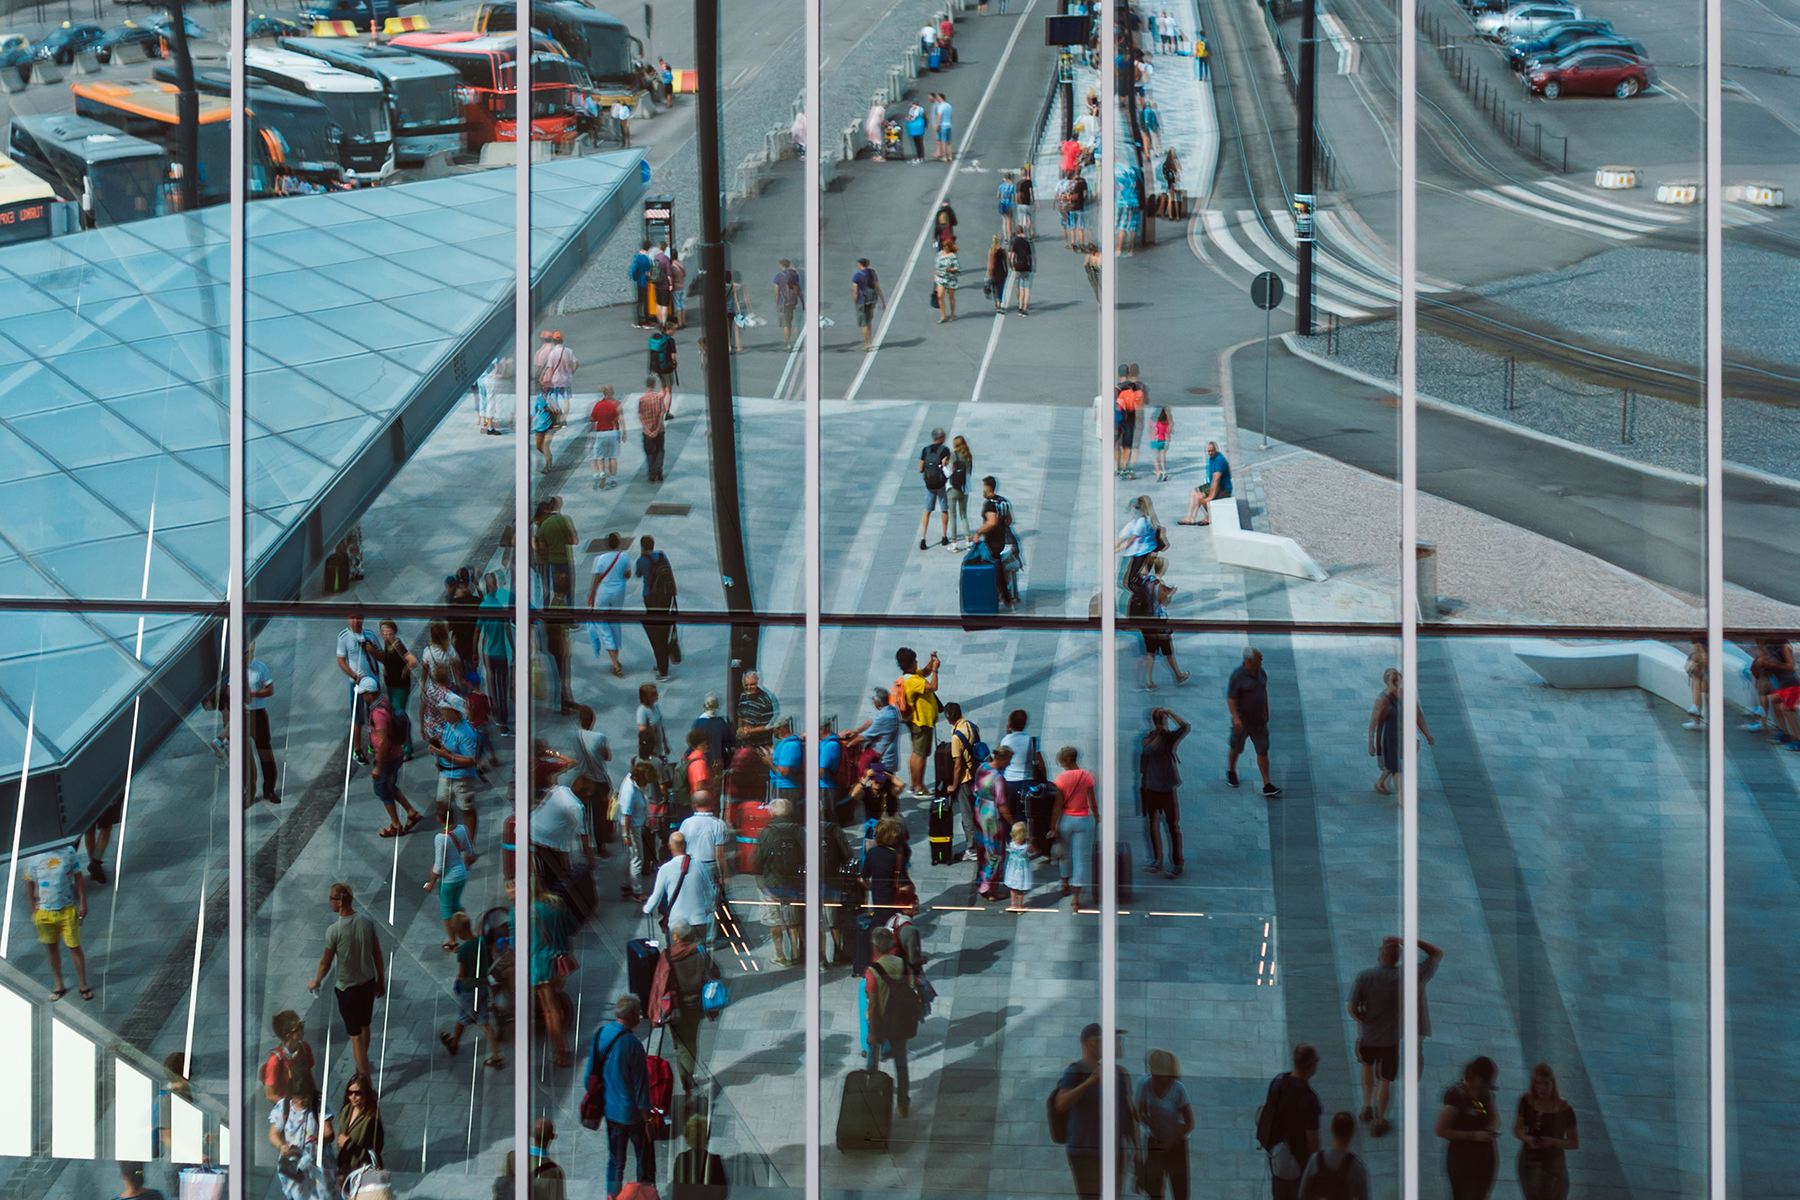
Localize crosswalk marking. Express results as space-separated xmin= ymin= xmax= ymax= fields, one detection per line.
xmin=1234 ymin=210 xmax=1392 ymax=309
xmin=1199 ymin=210 xmax=1373 ymax=318
xmin=1492 ymin=184 xmax=1665 ymax=233
xmin=1465 ymin=187 xmax=1638 ymax=239
xmin=1314 ymin=211 xmax=1459 ymax=293
xmin=1532 ymin=178 xmax=1687 ymax=223
xmin=1266 ymin=209 xmax=1419 ymax=300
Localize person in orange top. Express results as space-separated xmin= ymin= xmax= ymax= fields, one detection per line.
xmin=1114 ymin=368 xmax=1146 ymax=479
xmin=1050 ymin=746 xmax=1098 ymax=908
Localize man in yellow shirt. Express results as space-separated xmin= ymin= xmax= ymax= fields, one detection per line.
xmin=894 ymin=648 xmax=941 ymax=799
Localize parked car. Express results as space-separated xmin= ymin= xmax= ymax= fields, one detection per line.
xmin=1528 ymin=49 xmax=1654 ymax=98
xmin=246 ymin=13 xmax=303 ymax=38
xmin=146 ymin=13 xmax=208 ymax=41
xmin=95 ymin=22 xmax=166 ymax=63
xmin=297 ymin=0 xmax=400 ymax=27
xmin=0 ymin=33 xmax=30 ymax=54
xmin=1520 ymin=36 xmax=1648 ymax=72
xmin=33 ymin=22 xmax=104 ymax=64
xmin=1507 ymin=18 xmax=1612 ymax=66
xmin=1476 ymin=2 xmax=1580 ymax=39
xmin=1 ymin=41 xmax=34 ymax=85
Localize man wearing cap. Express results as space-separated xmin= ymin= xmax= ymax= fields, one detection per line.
xmin=335 ymin=609 xmax=383 ymax=766
xmin=1053 ymin=1023 xmax=1137 ymax=1200
xmin=429 ymin=692 xmax=482 ymax=841
xmin=366 ymin=677 xmax=425 ymax=838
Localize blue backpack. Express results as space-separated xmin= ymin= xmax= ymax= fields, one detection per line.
xmin=954 ymin=720 xmax=990 ymax=768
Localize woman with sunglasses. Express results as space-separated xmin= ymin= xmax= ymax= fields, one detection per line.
xmin=334 ymin=1073 xmax=385 ymax=1192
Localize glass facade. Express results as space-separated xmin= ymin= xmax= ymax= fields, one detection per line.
xmin=0 ymin=0 xmax=1787 ymax=1198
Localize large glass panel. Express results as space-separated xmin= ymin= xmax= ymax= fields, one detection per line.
xmin=0 ymin=610 xmax=231 ymax=1200
xmin=820 ymin=623 xmax=1102 ymax=1200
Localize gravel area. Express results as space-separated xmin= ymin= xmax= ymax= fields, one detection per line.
xmin=1260 ymin=454 xmax=1800 ymax=628
xmin=1321 ymin=319 xmax=1800 ymax=481
xmin=554 ymin=0 xmax=942 ymax=311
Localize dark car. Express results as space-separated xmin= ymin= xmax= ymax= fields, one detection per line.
xmin=146 ymin=14 xmax=208 ymax=41
xmin=1 ymin=43 xmax=33 ymax=86
xmin=95 ymin=22 xmax=165 ymax=63
xmin=1528 ymin=49 xmax=1654 ymax=98
xmin=246 ymin=13 xmax=303 ymax=38
xmin=1507 ymin=18 xmax=1613 ymax=67
xmin=297 ymin=0 xmax=400 ymax=27
xmin=1520 ymin=36 xmax=1648 ymax=72
xmin=33 ymin=22 xmax=104 ymax=64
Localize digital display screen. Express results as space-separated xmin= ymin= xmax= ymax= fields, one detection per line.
xmin=0 ymin=198 xmax=50 ymax=244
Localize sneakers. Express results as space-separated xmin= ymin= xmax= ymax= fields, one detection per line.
xmin=919 ymin=539 xmax=928 ymax=550
xmin=1682 ymin=719 xmax=1705 ymax=731
xmin=1146 ymin=860 xmax=1161 ymax=874
xmin=1167 ymin=864 xmax=1183 ymax=878
xmin=940 ymin=536 xmax=950 ymax=547
xmin=1225 ymin=770 xmax=1239 ymax=788
xmin=960 ymin=850 xmax=978 ymax=862
xmin=1687 ymin=704 xmax=1702 ymax=716
xmin=1740 ymin=719 xmax=1769 ymax=732
xmin=1359 ymin=1106 xmax=1373 ymax=1124
xmin=1262 ymin=783 xmax=1283 ymax=797
xmin=262 ymin=791 xmax=283 ymax=805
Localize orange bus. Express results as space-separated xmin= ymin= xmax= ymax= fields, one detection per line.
xmin=388 ymin=31 xmax=588 ymax=150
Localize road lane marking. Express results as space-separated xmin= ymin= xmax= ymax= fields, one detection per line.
xmin=971 ymin=311 xmax=1005 ymax=401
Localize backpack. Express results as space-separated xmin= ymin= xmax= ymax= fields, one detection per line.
xmin=645 ymin=554 xmax=677 ymax=605
xmin=890 ymin=677 xmax=912 ymax=721
xmin=1254 ymin=1072 xmax=1290 ymax=1153
xmin=953 ymin=721 xmax=989 ymax=771
xmin=870 ymin=960 xmax=922 ymax=1040
xmin=755 ymin=823 xmax=804 ymax=882
xmin=650 ymin=338 xmax=676 ymax=376
xmin=922 ymin=445 xmax=948 ymax=491
xmin=830 ymin=734 xmax=860 ymax=791
xmin=1300 ymin=1151 xmax=1359 ymax=1200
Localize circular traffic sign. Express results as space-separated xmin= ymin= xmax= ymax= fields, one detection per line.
xmin=1250 ymin=271 xmax=1284 ymax=311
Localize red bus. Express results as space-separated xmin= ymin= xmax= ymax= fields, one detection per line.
xmin=388 ymin=32 xmax=588 ymax=150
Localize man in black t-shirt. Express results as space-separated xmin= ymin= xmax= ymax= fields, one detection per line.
xmin=1008 ymin=232 xmax=1035 ymax=315
xmin=1265 ymin=1043 xmax=1321 ymax=1200
xmin=1226 ymin=647 xmax=1281 ymax=796
xmin=919 ymin=428 xmax=952 ymax=550
xmin=977 ymin=475 xmax=1017 ymax=606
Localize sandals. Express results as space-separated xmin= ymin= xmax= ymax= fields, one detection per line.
xmin=378 ymin=826 xmax=402 ymax=838
xmin=442 ymin=941 xmax=457 ymax=953
xmin=485 ymin=1056 xmax=506 ymax=1069
xmin=611 ymin=664 xmax=625 ymax=678
xmin=440 ymin=1031 xmax=459 ymax=1056
xmin=552 ymin=1054 xmax=573 ymax=1069
xmin=81 ymin=988 xmax=94 ymax=1001
xmin=401 ymin=811 xmax=424 ymax=835
xmin=49 ymin=987 xmax=68 ymax=1002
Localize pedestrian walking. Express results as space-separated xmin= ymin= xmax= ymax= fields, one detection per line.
xmin=1262 ymin=1044 xmax=1322 ymax=1200
xmin=634 ymin=536 xmax=678 ymax=681
xmin=773 ymin=259 xmax=803 ymax=351
xmin=586 ymin=996 xmax=656 ymax=1196
xmin=723 ymin=271 xmax=749 ymax=353
xmin=333 ymin=1074 xmax=384 ymax=1192
xmin=767 ymin=719 xmax=805 ymax=806
xmin=1298 ymin=1113 xmax=1368 ymax=1200
xmin=334 ymin=609 xmax=383 ymax=764
xmin=616 ymin=762 xmax=653 ymax=900
xmin=529 ymin=882 xmax=574 ymax=1067
xmin=23 ymin=842 xmax=90 ymax=1000
xmin=1438 ymin=1057 xmax=1501 ymax=1200
xmin=629 ymin=241 xmax=655 ymax=325
xmin=1514 ymin=1063 xmax=1578 ymax=1200
xmin=947 ymin=436 xmax=975 ymax=548
xmin=585 ymin=383 xmax=624 ymax=490
xmin=677 ymin=793 xmax=731 ymax=909
xmin=851 ymin=258 xmax=886 ymax=351
xmin=1116 ymin=495 xmax=1163 ymax=586
xmin=919 ymin=428 xmax=953 ymax=549
xmin=267 ymin=1076 xmax=335 ymax=1200
xmin=365 ymin=679 xmax=424 ymax=838
xmin=637 ymin=377 xmax=671 ymax=483
xmin=1009 ymin=227 xmax=1035 ymax=314
xmin=531 ymin=386 xmax=556 ymax=474
xmin=1002 ymin=821 xmax=1033 ymax=909
xmin=985 ymin=234 xmax=1009 ymax=313
xmin=1053 ymin=1024 xmax=1136 ymax=1200
xmin=934 ymin=239 xmax=960 ymax=321
xmin=613 ymin=99 xmax=631 ymax=146
xmin=636 ymin=681 xmax=669 ymax=762
xmin=1136 ymin=1049 xmax=1194 ymax=1200
xmin=933 ymin=198 xmax=958 ymax=247
xmin=1051 ymin=746 xmax=1098 ymax=907
xmin=667 ymin=248 xmax=688 ymax=329
xmin=1114 ymin=369 xmax=1145 ymax=478
xmin=477 ymin=572 xmax=514 ymax=732
xmin=374 ymin=621 xmax=416 ymax=759
xmin=997 ymin=170 xmax=1016 ymax=238
xmin=535 ymin=497 xmax=579 ymax=607
xmin=944 ymin=701 xmax=983 ymax=860
xmin=997 ymin=708 xmax=1039 ymax=836
xmin=754 ymin=797 xmax=806 ymax=966
xmin=893 ymin=647 xmax=942 ymax=798
xmin=261 ymin=1010 xmax=316 ymax=1105
xmin=644 ymin=831 xmax=714 ymax=942
xmin=862 ymin=816 xmax=913 ymax=911
xmin=649 ymin=920 xmax=715 ymax=1094
xmin=1369 ymin=668 xmax=1434 ymax=797
xmin=584 ymin=532 xmax=631 ymax=677
xmin=648 ymin=322 xmax=678 ymax=389
xmin=1083 ymin=242 xmax=1102 ymax=301
xmin=1683 ymin=640 xmax=1707 ymax=730
xmin=1226 ymin=648 xmax=1281 ymax=796
xmin=1149 ymin=407 xmax=1171 ymax=481
xmin=305 ymin=883 xmax=384 ymax=1082
xmin=1016 ymin=163 xmax=1036 ymax=237
xmin=1133 ymin=557 xmax=1189 ymax=690
xmin=865 ymin=96 xmax=887 ymax=156
xmin=863 ymin=927 xmax=915 ymax=1118
xmin=428 ymin=692 xmax=482 ymax=841
xmin=437 ymin=910 xmax=502 ymax=1067
xmin=978 ymin=476 xmax=1019 ymax=606
xmin=1181 ymin=441 xmax=1232 ymax=524
xmin=535 ymin=329 xmax=578 ymax=425
xmin=935 ymin=92 xmax=953 ymax=157
xmin=244 ymin=644 xmax=281 ymax=805
xmin=1348 ymin=934 xmax=1444 ymax=1137
xmin=1139 ymin=707 xmax=1189 ymax=876
xmin=691 ymin=693 xmax=735 ymax=765
xmin=1159 ymin=149 xmax=1181 ymax=218
xmin=424 ymin=810 xmax=475 ymax=950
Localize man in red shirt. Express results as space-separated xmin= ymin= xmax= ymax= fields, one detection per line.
xmin=590 ymin=384 xmax=624 ymax=490
xmin=637 ymin=377 xmax=672 ymax=483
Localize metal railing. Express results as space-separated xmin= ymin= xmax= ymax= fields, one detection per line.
xmin=1418 ymin=6 xmax=1570 ymax=173
xmin=1258 ymin=0 xmax=1337 ymax=190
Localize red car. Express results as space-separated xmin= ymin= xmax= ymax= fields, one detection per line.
xmin=1529 ymin=50 xmax=1654 ymax=98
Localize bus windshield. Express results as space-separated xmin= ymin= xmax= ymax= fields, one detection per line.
xmin=90 ymin=156 xmax=166 ymax=225
xmin=315 ymin=90 xmax=390 ymax=140
xmin=392 ymin=74 xmax=461 ymax=124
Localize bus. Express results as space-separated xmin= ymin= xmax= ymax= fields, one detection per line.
xmin=278 ymin=37 xmax=463 ymax=162
xmin=474 ymin=0 xmax=642 ymax=94
xmin=7 ymin=113 xmax=167 ymax=226
xmin=154 ymin=63 xmax=345 ymax=190
xmin=0 ymin=152 xmax=57 ymax=243
xmin=70 ymin=80 xmax=263 ymax=207
xmin=245 ymin=47 xmax=394 ymax=181
xmin=388 ymin=32 xmax=588 ymax=150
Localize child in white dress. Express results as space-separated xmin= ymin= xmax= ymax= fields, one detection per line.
xmin=1004 ymin=821 xmax=1033 ymax=910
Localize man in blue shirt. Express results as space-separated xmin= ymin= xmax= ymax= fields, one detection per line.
xmin=629 ymin=241 xmax=655 ymax=327
xmin=586 ymin=995 xmax=654 ymax=1195
xmin=430 ymin=693 xmax=483 ymax=841
xmin=864 ymin=688 xmax=902 ymax=776
xmin=1183 ymin=440 xmax=1234 ymax=526
xmin=768 ymin=720 xmax=805 ymax=806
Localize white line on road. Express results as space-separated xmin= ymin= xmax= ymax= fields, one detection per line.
xmin=774 ymin=324 xmax=807 ymax=399
xmin=843 ymin=0 xmax=1042 ymax=402
xmin=970 ymin=312 xmax=1006 ymax=401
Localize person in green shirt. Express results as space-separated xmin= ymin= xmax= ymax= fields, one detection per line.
xmin=438 ymin=911 xmax=502 ymax=1068
xmin=533 ymin=496 xmax=579 ymax=605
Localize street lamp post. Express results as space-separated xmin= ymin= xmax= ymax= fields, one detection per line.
xmin=693 ymin=0 xmax=759 ymax=709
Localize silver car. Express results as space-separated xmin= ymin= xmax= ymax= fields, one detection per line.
xmin=1475 ymin=2 xmax=1581 ymax=39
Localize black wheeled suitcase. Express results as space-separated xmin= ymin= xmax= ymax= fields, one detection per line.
xmin=928 ymin=796 xmax=954 ymax=864
xmin=1026 ymin=783 xmax=1056 ymax=852
xmin=627 ymin=936 xmax=661 ymax=1010
xmin=835 ymin=1068 xmax=894 ymax=1151
xmin=322 ymin=551 xmax=351 ymax=594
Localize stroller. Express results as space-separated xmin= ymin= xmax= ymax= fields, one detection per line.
xmin=883 ymin=119 xmax=902 ymax=160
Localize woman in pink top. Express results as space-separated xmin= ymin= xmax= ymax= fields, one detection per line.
xmin=1050 ymin=746 xmax=1098 ymax=908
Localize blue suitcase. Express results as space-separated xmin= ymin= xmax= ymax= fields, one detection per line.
xmin=928 ymin=46 xmax=942 ymax=70
xmin=959 ymin=557 xmax=998 ymax=615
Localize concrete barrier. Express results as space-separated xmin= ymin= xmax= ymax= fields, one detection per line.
xmin=72 ymin=50 xmax=98 ymax=75
xmin=0 ymin=66 xmax=21 ymax=94
xmin=1511 ymin=639 xmax=1754 ymax=714
xmin=35 ymin=59 xmax=66 ymax=83
xmin=1209 ymin=497 xmax=1329 ymax=582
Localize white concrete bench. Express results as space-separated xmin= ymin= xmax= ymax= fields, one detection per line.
xmin=1210 ymin=497 xmax=1329 ymax=582
xmin=1511 ymin=639 xmax=1755 ymax=714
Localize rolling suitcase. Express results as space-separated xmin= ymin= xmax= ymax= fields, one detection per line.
xmin=836 ymin=1068 xmax=894 ymax=1151
xmin=928 ymin=796 xmax=954 ymax=865
xmin=322 ymin=550 xmax=351 ymax=594
xmin=1026 ymin=783 xmax=1055 ymax=852
xmin=928 ymin=45 xmax=942 ymax=70
xmin=959 ymin=556 xmax=999 ymax=615
xmin=627 ymin=935 xmax=661 ymax=1010
xmin=645 ymin=1047 xmax=675 ymax=1138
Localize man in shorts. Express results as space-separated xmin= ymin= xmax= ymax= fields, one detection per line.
xmin=1226 ymin=647 xmax=1281 ymax=796
xmin=306 ymin=882 xmax=385 ymax=1080
xmin=366 ymin=678 xmax=425 ymax=838
xmin=335 ymin=609 xmax=383 ymax=765
xmin=24 ymin=842 xmax=89 ymax=1000
xmin=772 ymin=259 xmax=803 ymax=351
xmin=1348 ymin=935 xmax=1445 ymax=1136
xmin=430 ymin=692 xmax=482 ymax=840
xmin=851 ymin=258 xmax=886 ymax=351
xmin=667 ymin=247 xmax=688 ymax=329
xmin=589 ymin=385 xmax=624 ymax=489
xmin=1008 ymin=228 xmax=1035 ymax=315
xmin=918 ymin=428 xmax=953 ymax=550
xmin=894 ymin=647 xmax=941 ymax=799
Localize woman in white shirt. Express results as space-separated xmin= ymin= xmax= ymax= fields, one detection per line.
xmin=615 ymin=762 xmax=653 ymax=900
xmin=1115 ymin=495 xmax=1162 ymax=587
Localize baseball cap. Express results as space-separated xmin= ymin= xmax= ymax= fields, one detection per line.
xmin=439 ymin=693 xmax=467 ymax=713
xmin=355 ymin=676 xmax=380 ymax=695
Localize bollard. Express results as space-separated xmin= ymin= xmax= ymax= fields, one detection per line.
xmin=1415 ymin=543 xmax=1440 ymax=620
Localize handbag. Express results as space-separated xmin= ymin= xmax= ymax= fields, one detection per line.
xmin=179 ymin=1169 xmax=226 ymax=1200
xmin=667 ymin=601 xmax=682 ymax=665
xmin=929 ymin=287 xmax=940 ymax=309
xmin=552 ymin=951 xmax=580 ymax=978
xmin=701 ymin=979 xmax=729 ymax=1013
